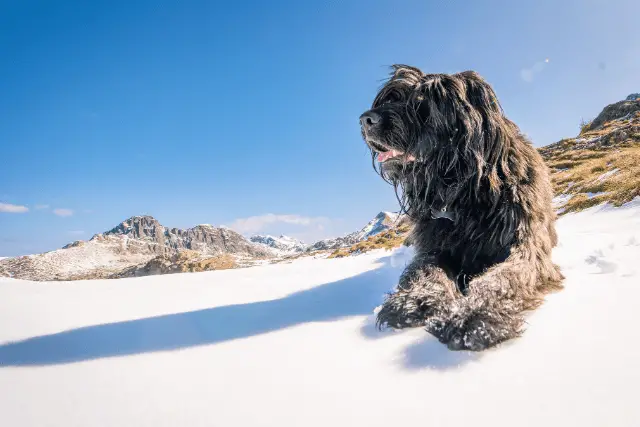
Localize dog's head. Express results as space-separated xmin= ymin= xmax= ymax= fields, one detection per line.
xmin=360 ymin=65 xmax=517 ymax=215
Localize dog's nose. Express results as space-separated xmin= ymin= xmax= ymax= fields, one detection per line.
xmin=360 ymin=111 xmax=381 ymax=131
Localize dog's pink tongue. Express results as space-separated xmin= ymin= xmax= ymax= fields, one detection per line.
xmin=377 ymin=150 xmax=397 ymax=162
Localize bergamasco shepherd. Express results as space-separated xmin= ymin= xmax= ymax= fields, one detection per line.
xmin=360 ymin=65 xmax=563 ymax=351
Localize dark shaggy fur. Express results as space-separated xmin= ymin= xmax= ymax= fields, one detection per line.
xmin=360 ymin=65 xmax=564 ymax=351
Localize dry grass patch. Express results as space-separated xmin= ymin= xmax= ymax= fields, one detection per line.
xmin=549 ymin=144 xmax=640 ymax=213
xmin=189 ymin=254 xmax=237 ymax=272
xmin=540 ymin=111 xmax=640 ymax=215
xmin=579 ymin=118 xmax=592 ymax=135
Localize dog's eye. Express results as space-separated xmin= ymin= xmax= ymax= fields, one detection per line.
xmin=383 ymin=92 xmax=401 ymax=105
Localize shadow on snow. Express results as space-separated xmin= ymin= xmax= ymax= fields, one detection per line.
xmin=0 ymin=254 xmax=475 ymax=370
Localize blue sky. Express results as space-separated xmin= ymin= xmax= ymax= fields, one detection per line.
xmin=1 ymin=0 xmax=639 ymax=256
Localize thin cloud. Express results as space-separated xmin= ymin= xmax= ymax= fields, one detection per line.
xmin=53 ymin=208 xmax=74 ymax=217
xmin=520 ymin=58 xmax=550 ymax=83
xmin=35 ymin=204 xmax=50 ymax=210
xmin=69 ymin=230 xmax=85 ymax=236
xmin=227 ymin=213 xmax=330 ymax=235
xmin=288 ymin=225 xmax=333 ymax=244
xmin=0 ymin=203 xmax=29 ymax=213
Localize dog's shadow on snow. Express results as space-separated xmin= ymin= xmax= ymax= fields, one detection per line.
xmin=359 ymin=318 xmax=479 ymax=371
xmin=0 ymin=254 xmax=473 ymax=370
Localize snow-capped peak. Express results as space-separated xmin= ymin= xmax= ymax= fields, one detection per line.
xmin=250 ymin=234 xmax=307 ymax=253
xmin=353 ymin=211 xmax=401 ymax=241
xmin=306 ymin=211 xmax=406 ymax=252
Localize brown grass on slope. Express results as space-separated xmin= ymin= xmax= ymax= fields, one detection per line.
xmin=540 ymin=111 xmax=640 ymax=214
xmin=112 ymin=250 xmax=238 ymax=278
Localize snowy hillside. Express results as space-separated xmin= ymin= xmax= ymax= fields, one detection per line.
xmin=1 ymin=200 xmax=639 ymax=426
xmin=0 ymin=212 xmax=408 ymax=281
xmin=250 ymin=234 xmax=307 ymax=253
xmin=307 ymin=211 xmax=405 ymax=252
xmin=352 ymin=211 xmax=402 ymax=240
xmin=0 ymin=215 xmax=273 ymax=281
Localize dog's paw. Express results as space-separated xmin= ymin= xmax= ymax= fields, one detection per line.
xmin=375 ymin=291 xmax=431 ymax=330
xmin=426 ymin=311 xmax=521 ymax=352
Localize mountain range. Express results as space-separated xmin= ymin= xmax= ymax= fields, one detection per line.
xmin=0 ymin=211 xmax=405 ymax=281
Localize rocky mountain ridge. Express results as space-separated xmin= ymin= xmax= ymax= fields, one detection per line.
xmin=0 ymin=212 xmax=406 ymax=281
xmin=0 ymin=216 xmax=272 ymax=281
xmin=94 ymin=215 xmax=269 ymax=257
xmin=306 ymin=211 xmax=405 ymax=252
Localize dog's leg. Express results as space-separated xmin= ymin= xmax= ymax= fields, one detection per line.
xmin=425 ymin=249 xmax=562 ymax=351
xmin=376 ymin=255 xmax=458 ymax=330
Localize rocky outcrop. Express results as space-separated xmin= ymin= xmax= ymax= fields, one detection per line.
xmin=352 ymin=211 xmax=405 ymax=240
xmin=588 ymin=98 xmax=640 ymax=131
xmin=306 ymin=233 xmax=361 ymax=252
xmin=113 ymin=250 xmax=238 ymax=278
xmin=96 ymin=215 xmax=271 ymax=258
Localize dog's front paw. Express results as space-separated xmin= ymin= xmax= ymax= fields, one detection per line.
xmin=375 ymin=290 xmax=432 ymax=330
xmin=426 ymin=311 xmax=522 ymax=351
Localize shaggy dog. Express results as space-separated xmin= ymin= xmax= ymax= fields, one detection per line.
xmin=360 ymin=65 xmax=564 ymax=351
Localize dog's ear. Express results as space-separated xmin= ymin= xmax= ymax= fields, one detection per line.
xmin=456 ymin=70 xmax=502 ymax=114
xmin=455 ymin=71 xmax=511 ymax=195
xmin=390 ymin=64 xmax=424 ymax=84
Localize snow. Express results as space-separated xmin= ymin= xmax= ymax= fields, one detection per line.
xmin=597 ymin=168 xmax=619 ymax=181
xmin=574 ymin=135 xmax=602 ymax=145
xmin=309 ymin=211 xmax=403 ymax=251
xmin=250 ymin=234 xmax=307 ymax=253
xmin=29 ymin=239 xmax=142 ymax=273
xmin=353 ymin=211 xmax=400 ymax=240
xmin=586 ymin=191 xmax=607 ymax=199
xmin=552 ymin=193 xmax=573 ymax=208
xmin=1 ymin=204 xmax=640 ymax=426
xmin=0 ymin=235 xmax=155 ymax=280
